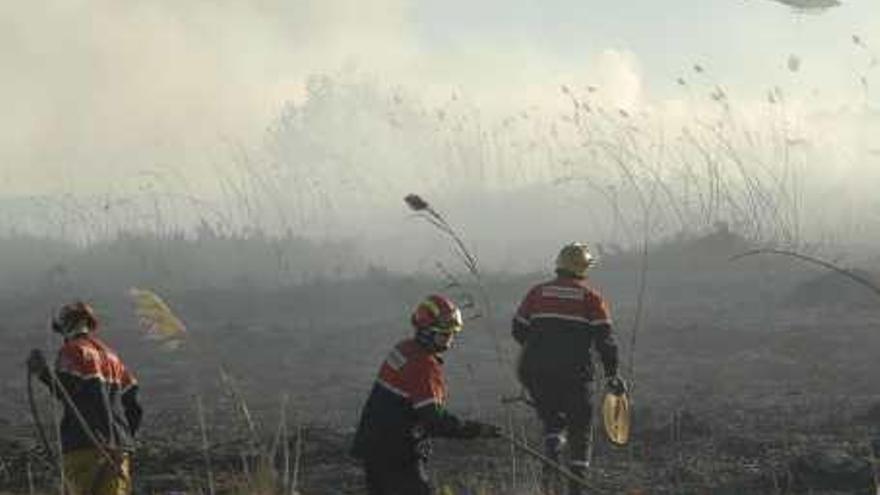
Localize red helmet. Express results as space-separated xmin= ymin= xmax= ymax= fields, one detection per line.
xmin=410 ymin=294 xmax=463 ymax=333
xmin=52 ymin=301 xmax=98 ymax=334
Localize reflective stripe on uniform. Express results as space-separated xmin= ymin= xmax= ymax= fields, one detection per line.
xmin=376 ymin=339 xmax=448 ymax=411
xmin=56 ymin=369 xmax=103 ymax=381
xmin=56 ymin=336 xmax=135 ymax=388
xmin=385 ymin=347 xmax=408 ymax=370
xmin=540 ymin=285 xmax=584 ymax=300
xmin=530 ymin=312 xmax=590 ymax=324
xmin=530 ymin=312 xmax=611 ymax=326
xmin=413 ymin=397 xmax=439 ymax=409
xmin=376 ymin=379 xmax=410 ymax=399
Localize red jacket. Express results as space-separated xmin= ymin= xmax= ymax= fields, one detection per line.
xmin=351 ymin=338 xmax=480 ymax=465
xmin=47 ymin=334 xmax=142 ymax=452
xmin=512 ymin=276 xmax=618 ymax=380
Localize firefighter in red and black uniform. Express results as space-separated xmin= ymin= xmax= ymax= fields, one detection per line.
xmin=351 ymin=294 xmax=501 ymax=495
xmin=27 ymin=301 xmax=142 ymax=495
xmin=512 ymin=243 xmax=626 ymax=495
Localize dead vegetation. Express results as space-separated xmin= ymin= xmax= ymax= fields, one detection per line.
xmin=1 ymin=232 xmax=878 ymax=493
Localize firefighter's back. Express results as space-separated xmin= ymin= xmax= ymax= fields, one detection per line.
xmin=514 ymin=277 xmax=611 ymax=383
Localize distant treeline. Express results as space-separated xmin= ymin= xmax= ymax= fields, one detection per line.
xmin=0 ymin=228 xmax=363 ymax=296
xmin=0 ymin=222 xmax=778 ymax=301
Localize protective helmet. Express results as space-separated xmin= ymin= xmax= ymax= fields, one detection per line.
xmin=555 ymin=242 xmax=596 ymax=278
xmin=410 ymin=294 xmax=463 ymax=334
xmin=52 ymin=301 xmax=98 ymax=335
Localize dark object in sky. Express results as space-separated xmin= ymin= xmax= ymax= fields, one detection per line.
xmin=404 ymin=194 xmax=429 ymax=212
xmin=769 ymin=0 xmax=841 ymax=12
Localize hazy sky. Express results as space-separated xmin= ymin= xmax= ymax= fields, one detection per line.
xmin=416 ymin=0 xmax=876 ymax=98
xmin=1 ymin=0 xmax=877 ymax=198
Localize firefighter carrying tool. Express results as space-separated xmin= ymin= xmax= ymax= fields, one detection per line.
xmin=351 ymin=294 xmax=501 ymax=495
xmin=512 ymin=243 xmax=627 ymax=495
xmin=27 ymin=301 xmax=142 ymax=495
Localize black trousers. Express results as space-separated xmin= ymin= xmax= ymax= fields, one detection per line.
xmin=363 ymin=458 xmax=430 ymax=495
xmin=521 ymin=372 xmax=593 ymax=495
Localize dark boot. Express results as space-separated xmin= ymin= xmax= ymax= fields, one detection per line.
xmin=542 ymin=432 xmax=566 ymax=495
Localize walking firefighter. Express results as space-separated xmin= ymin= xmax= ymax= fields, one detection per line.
xmin=512 ymin=243 xmax=627 ymax=495
xmin=27 ymin=301 xmax=142 ymax=495
xmin=351 ymin=294 xmax=502 ymax=495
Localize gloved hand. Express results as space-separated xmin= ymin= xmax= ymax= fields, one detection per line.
xmin=606 ymin=375 xmax=627 ymax=396
xmin=460 ymin=420 xmax=502 ymax=439
xmin=27 ymin=349 xmax=47 ymax=374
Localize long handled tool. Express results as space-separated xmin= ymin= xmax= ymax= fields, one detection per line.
xmin=27 ymin=360 xmax=125 ymax=479
xmin=498 ymin=429 xmax=613 ymax=494
xmin=27 ymin=368 xmax=56 ymax=464
xmin=500 ymin=392 xmax=535 ymax=408
xmin=26 ymin=367 xmax=76 ymax=495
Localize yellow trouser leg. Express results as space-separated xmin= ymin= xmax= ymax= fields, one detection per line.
xmin=62 ymin=449 xmax=131 ymax=495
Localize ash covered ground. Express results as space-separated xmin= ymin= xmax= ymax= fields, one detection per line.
xmin=0 ymin=238 xmax=878 ymax=494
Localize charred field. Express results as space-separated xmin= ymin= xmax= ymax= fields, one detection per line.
xmin=0 ymin=236 xmax=877 ymax=494
xmin=3 ymin=1 xmax=880 ymax=493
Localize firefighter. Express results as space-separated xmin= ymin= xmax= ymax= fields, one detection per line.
xmin=27 ymin=301 xmax=142 ymax=495
xmin=351 ymin=294 xmax=501 ymax=495
xmin=512 ymin=243 xmax=626 ymax=495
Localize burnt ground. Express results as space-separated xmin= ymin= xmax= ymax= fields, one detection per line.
xmin=0 ymin=260 xmax=878 ymax=494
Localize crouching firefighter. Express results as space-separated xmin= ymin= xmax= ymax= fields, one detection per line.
xmin=512 ymin=243 xmax=626 ymax=495
xmin=351 ymin=294 xmax=501 ymax=495
xmin=27 ymin=301 xmax=142 ymax=495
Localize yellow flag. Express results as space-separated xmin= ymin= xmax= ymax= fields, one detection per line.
xmin=128 ymin=288 xmax=187 ymax=347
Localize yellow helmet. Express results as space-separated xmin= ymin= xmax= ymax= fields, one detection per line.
xmin=411 ymin=294 xmax=463 ymax=334
xmin=555 ymin=242 xmax=596 ymax=278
